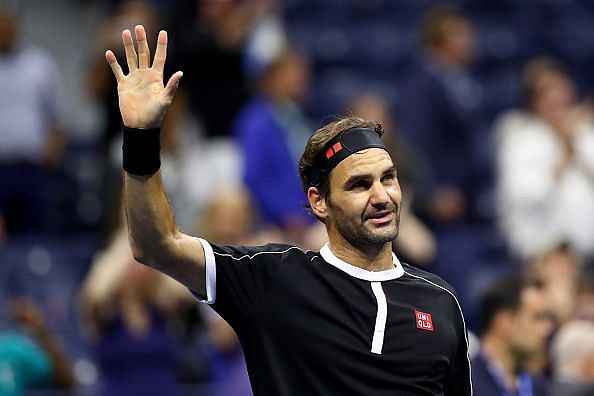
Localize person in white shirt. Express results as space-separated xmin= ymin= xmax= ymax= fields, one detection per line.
xmin=495 ymin=58 xmax=594 ymax=261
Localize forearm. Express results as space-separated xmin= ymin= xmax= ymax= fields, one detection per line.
xmin=124 ymin=171 xmax=179 ymax=269
xmin=33 ymin=328 xmax=74 ymax=388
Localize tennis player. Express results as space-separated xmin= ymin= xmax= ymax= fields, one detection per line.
xmin=106 ymin=25 xmax=472 ymax=396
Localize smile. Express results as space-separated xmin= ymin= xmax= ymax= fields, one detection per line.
xmin=366 ymin=211 xmax=394 ymax=225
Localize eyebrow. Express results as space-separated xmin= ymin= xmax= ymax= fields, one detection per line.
xmin=343 ymin=165 xmax=397 ymax=188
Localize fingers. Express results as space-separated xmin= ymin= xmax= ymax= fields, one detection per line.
xmin=163 ymin=71 xmax=183 ymax=102
xmin=105 ymin=50 xmax=125 ymax=82
xmin=135 ymin=25 xmax=150 ymax=69
xmin=152 ymin=30 xmax=167 ymax=75
xmin=122 ymin=29 xmax=138 ymax=73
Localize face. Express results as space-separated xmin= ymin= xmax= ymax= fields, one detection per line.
xmin=441 ymin=19 xmax=474 ymax=65
xmin=508 ymin=287 xmax=554 ymax=360
xmin=273 ymin=54 xmax=311 ymax=103
xmin=0 ymin=14 xmax=16 ymax=53
xmin=322 ymin=148 xmax=401 ymax=250
xmin=532 ymin=72 xmax=575 ymax=124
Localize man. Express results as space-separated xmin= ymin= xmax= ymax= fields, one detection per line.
xmin=472 ymin=275 xmax=553 ymax=396
xmin=105 ymin=25 xmax=471 ymax=395
xmin=234 ymin=50 xmax=313 ymax=241
xmin=550 ymin=320 xmax=594 ymax=396
xmin=0 ymin=4 xmax=67 ymax=233
xmin=398 ymin=6 xmax=484 ymax=224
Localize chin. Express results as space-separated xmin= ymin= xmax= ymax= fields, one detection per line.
xmin=366 ymin=226 xmax=399 ymax=245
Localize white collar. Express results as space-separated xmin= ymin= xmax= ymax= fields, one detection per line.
xmin=319 ymin=244 xmax=404 ymax=282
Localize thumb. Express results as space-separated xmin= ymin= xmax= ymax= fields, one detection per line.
xmin=163 ymin=71 xmax=183 ymax=102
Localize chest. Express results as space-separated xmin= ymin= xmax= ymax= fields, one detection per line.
xmin=257 ymin=265 xmax=459 ymax=370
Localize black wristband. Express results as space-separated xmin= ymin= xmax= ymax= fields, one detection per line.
xmin=122 ymin=125 xmax=161 ymax=176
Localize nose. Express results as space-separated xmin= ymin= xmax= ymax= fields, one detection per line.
xmin=369 ymin=181 xmax=390 ymax=207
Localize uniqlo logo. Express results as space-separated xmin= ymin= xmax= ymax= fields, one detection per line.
xmin=415 ymin=310 xmax=434 ymax=331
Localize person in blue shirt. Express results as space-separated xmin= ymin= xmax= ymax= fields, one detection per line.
xmin=0 ymin=299 xmax=73 ymax=396
xmin=472 ymin=275 xmax=553 ymax=396
xmin=233 ymin=50 xmax=313 ymax=242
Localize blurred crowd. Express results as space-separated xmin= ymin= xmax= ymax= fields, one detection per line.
xmin=2 ymin=0 xmax=594 ymax=395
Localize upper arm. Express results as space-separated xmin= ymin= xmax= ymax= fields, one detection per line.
xmin=150 ymin=231 xmax=207 ymax=300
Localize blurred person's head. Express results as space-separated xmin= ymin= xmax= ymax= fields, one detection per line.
xmin=198 ymin=0 xmax=237 ymax=24
xmin=260 ymin=50 xmax=310 ymax=103
xmin=103 ymin=0 xmax=159 ymax=49
xmin=0 ymin=2 xmax=19 ymax=53
xmin=551 ymin=320 xmax=594 ymax=382
xmin=529 ymin=244 xmax=579 ymax=325
xmin=480 ymin=275 xmax=554 ymax=363
xmin=420 ymin=6 xmax=474 ymax=67
xmin=349 ymin=93 xmax=395 ymax=138
xmin=119 ymin=260 xmax=161 ymax=301
xmin=523 ymin=58 xmax=575 ymax=124
xmin=200 ymin=186 xmax=254 ymax=245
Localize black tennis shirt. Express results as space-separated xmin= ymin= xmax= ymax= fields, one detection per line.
xmin=194 ymin=240 xmax=472 ymax=396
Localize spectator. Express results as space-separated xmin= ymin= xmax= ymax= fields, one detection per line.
xmin=472 ymin=275 xmax=553 ymax=396
xmin=529 ymin=244 xmax=580 ymax=326
xmin=79 ymin=222 xmax=192 ymax=396
xmin=550 ymin=320 xmax=594 ymax=396
xmin=398 ymin=6 xmax=484 ymax=224
xmin=495 ymin=58 xmax=594 ymax=261
xmin=0 ymin=299 xmax=73 ymax=395
xmin=234 ymin=50 xmax=314 ymax=242
xmin=0 ymin=3 xmax=67 ymax=233
xmin=168 ymin=0 xmax=275 ymax=139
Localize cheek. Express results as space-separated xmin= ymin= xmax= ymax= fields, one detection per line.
xmin=388 ymin=185 xmax=402 ymax=204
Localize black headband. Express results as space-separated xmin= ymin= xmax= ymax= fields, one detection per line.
xmin=309 ymin=127 xmax=387 ymax=186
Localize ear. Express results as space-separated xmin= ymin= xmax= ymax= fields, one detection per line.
xmin=492 ymin=310 xmax=514 ymax=336
xmin=307 ymin=187 xmax=328 ymax=220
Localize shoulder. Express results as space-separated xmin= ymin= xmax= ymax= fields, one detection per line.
xmin=19 ymin=46 xmax=57 ymax=69
xmin=401 ymin=263 xmax=463 ymax=306
xmin=495 ymin=110 xmax=548 ymax=139
xmin=209 ymin=242 xmax=313 ymax=261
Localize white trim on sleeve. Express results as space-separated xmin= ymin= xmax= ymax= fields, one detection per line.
xmin=196 ymin=238 xmax=217 ymax=304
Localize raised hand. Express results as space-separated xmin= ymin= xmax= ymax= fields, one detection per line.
xmin=105 ymin=25 xmax=182 ymax=129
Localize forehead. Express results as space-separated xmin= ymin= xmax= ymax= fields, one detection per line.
xmin=519 ymin=287 xmax=546 ymax=313
xmin=330 ymin=148 xmax=394 ymax=184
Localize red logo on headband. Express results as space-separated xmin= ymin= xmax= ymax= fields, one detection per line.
xmin=325 ymin=142 xmax=343 ymax=159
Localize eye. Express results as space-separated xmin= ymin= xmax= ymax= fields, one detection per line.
xmin=348 ymin=179 xmax=371 ymax=190
xmin=381 ymin=173 xmax=396 ymax=183
xmin=352 ymin=180 xmax=369 ymax=189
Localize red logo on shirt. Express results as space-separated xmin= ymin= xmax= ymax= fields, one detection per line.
xmin=415 ymin=310 xmax=434 ymax=331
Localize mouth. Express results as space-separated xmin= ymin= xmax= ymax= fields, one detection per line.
xmin=365 ymin=210 xmax=394 ymax=225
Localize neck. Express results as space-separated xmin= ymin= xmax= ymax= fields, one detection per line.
xmin=482 ymin=333 xmax=521 ymax=389
xmin=426 ymin=49 xmax=461 ymax=70
xmin=328 ymin=238 xmax=394 ymax=272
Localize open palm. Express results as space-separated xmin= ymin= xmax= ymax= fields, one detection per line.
xmin=105 ymin=25 xmax=182 ymax=130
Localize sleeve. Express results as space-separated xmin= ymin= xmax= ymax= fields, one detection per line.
xmin=192 ymin=239 xmax=291 ymax=329
xmin=11 ymin=334 xmax=54 ymax=388
xmin=444 ymin=300 xmax=473 ymax=396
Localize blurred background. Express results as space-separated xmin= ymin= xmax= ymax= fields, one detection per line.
xmin=2 ymin=0 xmax=594 ymax=394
